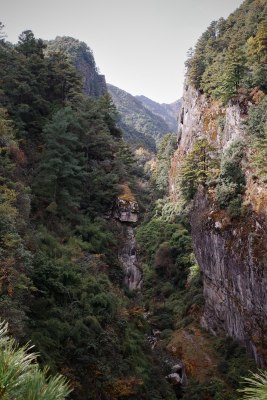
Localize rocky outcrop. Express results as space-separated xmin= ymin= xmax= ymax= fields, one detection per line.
xmin=173 ymin=84 xmax=267 ymax=366
xmin=46 ymin=36 xmax=107 ymax=97
xmin=113 ymin=198 xmax=139 ymax=223
xmin=113 ymin=197 xmax=142 ymax=290
xmin=177 ymin=85 xmax=245 ymax=154
xmin=74 ymin=55 xmax=107 ymax=97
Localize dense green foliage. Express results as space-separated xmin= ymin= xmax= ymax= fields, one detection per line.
xmin=0 ymin=321 xmax=71 ymax=399
xmin=216 ymin=140 xmax=246 ymax=217
xmin=245 ymin=95 xmax=267 ymax=181
xmin=0 ymin=27 xmax=176 ymax=399
xmin=108 ymin=83 xmax=172 ymax=151
xmin=186 ymin=0 xmax=267 ymax=102
xmin=152 ymin=133 xmax=177 ymax=196
xmin=178 ymin=139 xmax=220 ymax=202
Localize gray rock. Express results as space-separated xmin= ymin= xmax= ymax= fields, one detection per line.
xmin=113 ymin=198 xmax=139 ymax=223
xmin=190 ymin=189 xmax=267 ymax=367
xmin=165 ymin=373 xmax=181 ymax=385
xmin=175 ymin=83 xmax=267 ymax=367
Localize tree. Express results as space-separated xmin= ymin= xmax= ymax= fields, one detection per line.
xmin=246 ymin=22 xmax=267 ymax=90
xmin=33 ymin=107 xmax=87 ymax=218
xmin=17 ymin=30 xmax=46 ymax=58
xmin=179 ymin=139 xmax=219 ymax=201
xmin=0 ymin=320 xmax=71 ymax=399
xmin=153 ymin=133 xmax=176 ymax=196
xmin=220 ymin=47 xmax=247 ymax=102
xmin=0 ymin=22 xmax=6 ymax=42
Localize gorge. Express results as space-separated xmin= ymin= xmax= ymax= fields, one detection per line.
xmin=0 ymin=0 xmax=266 ymax=399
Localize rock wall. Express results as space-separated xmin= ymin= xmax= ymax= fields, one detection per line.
xmin=191 ymin=189 xmax=267 ymax=367
xmin=75 ymin=57 xmax=107 ymax=97
xmin=177 ymin=84 xmax=245 ymax=154
xmin=173 ymin=85 xmax=267 ymax=366
xmin=113 ymin=198 xmax=142 ymax=290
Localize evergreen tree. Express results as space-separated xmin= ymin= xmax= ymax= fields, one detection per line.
xmin=220 ymin=47 xmax=247 ymax=102
xmin=17 ymin=30 xmax=46 ymax=58
xmin=33 ymin=107 xmax=87 ymax=218
xmin=179 ymin=139 xmax=219 ymax=201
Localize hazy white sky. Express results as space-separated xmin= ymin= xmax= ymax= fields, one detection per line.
xmin=2 ymin=0 xmax=243 ymax=103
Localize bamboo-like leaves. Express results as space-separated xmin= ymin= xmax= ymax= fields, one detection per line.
xmin=238 ymin=370 xmax=267 ymax=400
xmin=0 ymin=321 xmax=71 ymax=399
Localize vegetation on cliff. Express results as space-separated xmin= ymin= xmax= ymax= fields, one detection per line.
xmin=46 ymin=36 xmax=107 ymax=97
xmin=186 ymin=0 xmax=267 ymax=102
xmin=0 ymin=0 xmax=266 ymax=398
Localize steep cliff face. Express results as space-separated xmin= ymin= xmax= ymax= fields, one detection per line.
xmin=173 ymin=85 xmax=267 ymax=366
xmin=191 ymin=188 xmax=267 ymax=367
xmin=46 ymin=36 xmax=107 ymax=97
xmin=177 ymin=85 xmax=244 ymax=153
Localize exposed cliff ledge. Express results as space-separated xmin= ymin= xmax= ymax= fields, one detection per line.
xmin=172 ymin=84 xmax=267 ymax=366
xmin=113 ymin=198 xmax=139 ymax=223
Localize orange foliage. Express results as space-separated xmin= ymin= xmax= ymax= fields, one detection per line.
xmin=167 ymin=325 xmax=219 ymax=383
xmin=128 ymin=306 xmax=144 ymax=316
xmin=118 ymin=183 xmax=136 ymax=202
xmin=108 ymin=377 xmax=143 ymax=399
xmin=9 ymin=144 xmax=27 ymax=165
xmin=250 ymin=87 xmax=265 ymax=105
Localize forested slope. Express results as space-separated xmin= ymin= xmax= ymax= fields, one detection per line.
xmin=0 ymin=0 xmax=266 ymax=398
xmin=108 ymin=83 xmax=172 ymax=151
xmin=0 ymin=26 xmax=175 ymax=399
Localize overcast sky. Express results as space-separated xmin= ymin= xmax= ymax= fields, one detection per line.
xmin=2 ymin=0 xmax=243 ymax=103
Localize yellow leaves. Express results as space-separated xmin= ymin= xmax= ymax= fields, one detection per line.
xmin=0 ymin=186 xmax=18 ymax=219
xmin=0 ymin=107 xmax=14 ymax=140
xmin=246 ymin=22 xmax=267 ymax=63
xmin=118 ymin=183 xmax=136 ymax=202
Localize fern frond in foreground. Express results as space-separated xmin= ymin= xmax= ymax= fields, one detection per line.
xmin=238 ymin=370 xmax=267 ymax=400
xmin=0 ymin=320 xmax=71 ymax=399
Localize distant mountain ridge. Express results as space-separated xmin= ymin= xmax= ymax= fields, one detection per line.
xmin=108 ymin=84 xmax=180 ymax=151
xmin=136 ymin=95 xmax=181 ymax=133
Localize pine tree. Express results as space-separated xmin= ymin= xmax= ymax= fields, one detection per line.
xmin=179 ymin=139 xmax=219 ymax=201
xmin=33 ymin=107 xmax=87 ymax=217
xmin=220 ymin=47 xmax=247 ymax=102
